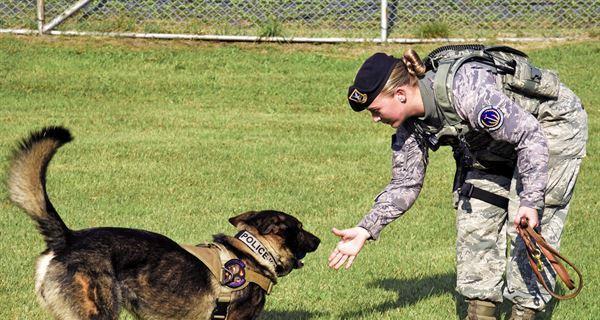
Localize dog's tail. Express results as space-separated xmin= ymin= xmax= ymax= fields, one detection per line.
xmin=8 ymin=126 xmax=73 ymax=251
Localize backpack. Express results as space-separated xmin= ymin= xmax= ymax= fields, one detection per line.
xmin=408 ymin=45 xmax=561 ymax=176
xmin=423 ymin=44 xmax=561 ymax=128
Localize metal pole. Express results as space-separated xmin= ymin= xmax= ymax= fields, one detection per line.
xmin=37 ymin=0 xmax=44 ymax=35
xmin=43 ymin=0 xmax=91 ymax=33
xmin=380 ymin=0 xmax=388 ymax=42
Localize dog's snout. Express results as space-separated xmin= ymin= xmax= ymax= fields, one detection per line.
xmin=306 ymin=232 xmax=320 ymax=252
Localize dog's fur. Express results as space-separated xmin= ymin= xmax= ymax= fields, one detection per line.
xmin=7 ymin=126 xmax=320 ymax=320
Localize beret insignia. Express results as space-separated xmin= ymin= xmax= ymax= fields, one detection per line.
xmin=478 ymin=106 xmax=504 ymax=131
xmin=349 ymin=88 xmax=368 ymax=104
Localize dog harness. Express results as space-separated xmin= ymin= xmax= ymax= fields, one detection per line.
xmin=180 ymin=231 xmax=276 ymax=320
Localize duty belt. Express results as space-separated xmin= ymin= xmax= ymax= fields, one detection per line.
xmin=180 ymin=243 xmax=274 ymax=320
xmin=460 ymin=182 xmax=509 ymax=210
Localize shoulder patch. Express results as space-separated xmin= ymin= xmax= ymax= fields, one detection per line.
xmin=477 ymin=106 xmax=504 ymax=131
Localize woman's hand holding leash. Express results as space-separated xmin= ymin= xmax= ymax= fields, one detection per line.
xmin=328 ymin=227 xmax=371 ymax=270
xmin=514 ymin=206 xmax=539 ymax=229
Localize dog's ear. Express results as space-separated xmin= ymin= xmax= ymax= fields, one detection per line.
xmin=229 ymin=211 xmax=257 ymax=228
xmin=255 ymin=215 xmax=287 ymax=235
xmin=258 ymin=221 xmax=280 ymax=235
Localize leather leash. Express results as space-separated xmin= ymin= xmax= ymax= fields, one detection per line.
xmin=517 ymin=217 xmax=583 ymax=300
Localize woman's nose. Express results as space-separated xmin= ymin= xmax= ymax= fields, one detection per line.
xmin=372 ymin=115 xmax=381 ymax=123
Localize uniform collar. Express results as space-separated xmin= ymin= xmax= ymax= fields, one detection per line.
xmin=417 ymin=71 xmax=444 ymax=130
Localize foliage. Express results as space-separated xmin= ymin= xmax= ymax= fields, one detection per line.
xmin=258 ymin=16 xmax=283 ymax=38
xmin=417 ymin=21 xmax=450 ymax=39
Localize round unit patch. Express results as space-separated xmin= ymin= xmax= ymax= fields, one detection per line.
xmin=478 ymin=106 xmax=504 ymax=131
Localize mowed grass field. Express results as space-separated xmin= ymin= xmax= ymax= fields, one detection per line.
xmin=0 ymin=36 xmax=598 ymax=319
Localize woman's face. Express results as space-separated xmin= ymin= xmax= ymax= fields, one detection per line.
xmin=367 ymin=93 xmax=406 ymax=128
xmin=366 ymin=86 xmax=423 ymax=128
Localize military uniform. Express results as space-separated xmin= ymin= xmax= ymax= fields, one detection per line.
xmin=352 ymin=48 xmax=587 ymax=312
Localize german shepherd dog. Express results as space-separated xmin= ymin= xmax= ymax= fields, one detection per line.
xmin=7 ymin=126 xmax=320 ymax=320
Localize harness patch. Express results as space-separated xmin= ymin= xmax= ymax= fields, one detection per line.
xmin=222 ymin=259 xmax=246 ymax=288
xmin=478 ymin=106 xmax=504 ymax=131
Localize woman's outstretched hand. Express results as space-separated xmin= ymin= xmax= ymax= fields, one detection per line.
xmin=328 ymin=227 xmax=371 ymax=270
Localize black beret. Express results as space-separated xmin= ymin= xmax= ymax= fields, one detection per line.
xmin=347 ymin=53 xmax=398 ymax=112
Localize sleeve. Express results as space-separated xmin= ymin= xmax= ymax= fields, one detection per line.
xmin=356 ymin=124 xmax=428 ymax=240
xmin=452 ymin=62 xmax=549 ymax=209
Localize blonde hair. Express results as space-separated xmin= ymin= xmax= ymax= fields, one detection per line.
xmin=380 ymin=48 xmax=426 ymax=96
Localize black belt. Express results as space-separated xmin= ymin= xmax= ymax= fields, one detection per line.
xmin=460 ymin=183 xmax=509 ymax=210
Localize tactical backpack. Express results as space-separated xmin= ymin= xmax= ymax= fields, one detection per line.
xmin=423 ymin=44 xmax=560 ymax=130
xmin=410 ymin=44 xmax=562 ymax=188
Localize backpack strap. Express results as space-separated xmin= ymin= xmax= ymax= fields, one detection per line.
xmin=432 ymin=50 xmax=491 ymax=127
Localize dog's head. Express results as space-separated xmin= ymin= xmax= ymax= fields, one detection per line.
xmin=229 ymin=210 xmax=320 ymax=276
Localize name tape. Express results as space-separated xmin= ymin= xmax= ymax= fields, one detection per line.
xmin=237 ymin=231 xmax=276 ymax=265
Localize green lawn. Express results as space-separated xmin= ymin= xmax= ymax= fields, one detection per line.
xmin=0 ymin=36 xmax=598 ymax=319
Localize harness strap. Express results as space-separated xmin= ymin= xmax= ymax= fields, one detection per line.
xmin=180 ymin=244 xmax=274 ymax=293
xmin=245 ymin=268 xmax=274 ymax=294
xmin=181 ymin=244 xmax=223 ymax=279
xmin=517 ymin=218 xmax=583 ymax=300
xmin=180 ymin=243 xmax=275 ymax=320
xmin=460 ymin=182 xmax=509 ymax=209
xmin=211 ymin=296 xmax=230 ymax=320
xmin=180 ymin=244 xmax=234 ymax=320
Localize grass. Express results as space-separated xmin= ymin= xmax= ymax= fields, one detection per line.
xmin=417 ymin=22 xmax=450 ymax=39
xmin=259 ymin=16 xmax=284 ymax=38
xmin=0 ymin=36 xmax=598 ymax=319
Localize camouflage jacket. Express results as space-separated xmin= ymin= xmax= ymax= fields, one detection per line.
xmin=358 ymin=61 xmax=586 ymax=240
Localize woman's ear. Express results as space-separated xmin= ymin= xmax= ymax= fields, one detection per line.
xmin=395 ymin=88 xmax=407 ymax=103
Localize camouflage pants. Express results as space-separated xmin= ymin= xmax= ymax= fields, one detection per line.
xmin=455 ymin=157 xmax=582 ymax=311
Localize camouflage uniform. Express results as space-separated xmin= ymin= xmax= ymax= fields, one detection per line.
xmin=357 ymin=61 xmax=587 ymax=311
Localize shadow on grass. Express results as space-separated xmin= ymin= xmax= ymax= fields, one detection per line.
xmin=340 ymin=272 xmax=459 ymax=318
xmin=259 ymin=310 xmax=328 ymax=319
xmin=259 ymin=273 xmax=563 ymax=319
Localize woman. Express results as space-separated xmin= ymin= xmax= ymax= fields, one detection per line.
xmin=328 ymin=46 xmax=587 ymax=320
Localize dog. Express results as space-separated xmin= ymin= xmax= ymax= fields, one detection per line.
xmin=7 ymin=126 xmax=320 ymax=320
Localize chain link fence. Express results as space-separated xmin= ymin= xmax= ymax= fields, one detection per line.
xmin=1 ymin=1 xmax=599 ymax=41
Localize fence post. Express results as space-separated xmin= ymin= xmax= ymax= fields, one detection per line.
xmin=43 ymin=0 xmax=92 ymax=33
xmin=37 ymin=0 xmax=44 ymax=35
xmin=380 ymin=0 xmax=388 ymax=42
